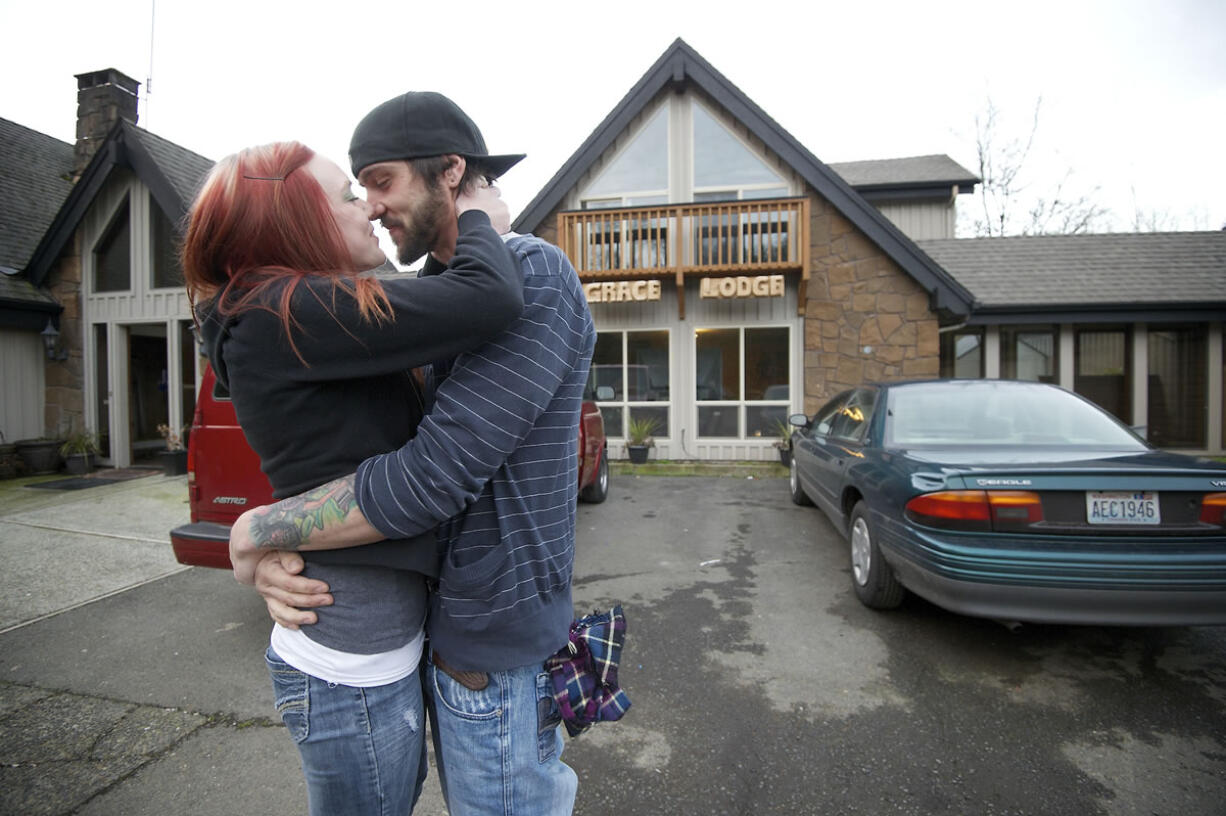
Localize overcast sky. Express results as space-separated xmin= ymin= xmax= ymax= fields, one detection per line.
xmin=4 ymin=0 xmax=1224 ymax=249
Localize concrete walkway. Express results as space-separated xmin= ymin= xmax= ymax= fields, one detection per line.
xmin=0 ymin=470 xmax=449 ymax=815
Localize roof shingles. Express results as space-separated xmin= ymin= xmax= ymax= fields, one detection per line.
xmin=0 ymin=117 xmax=74 ymax=272
xmin=917 ymin=232 xmax=1226 ymax=309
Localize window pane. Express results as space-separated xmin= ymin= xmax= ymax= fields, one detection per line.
xmin=745 ymin=328 xmax=788 ymax=400
xmin=1148 ymin=325 xmax=1206 ymax=447
xmin=585 ymin=106 xmax=668 ymax=197
xmin=747 ymin=405 xmax=788 ymax=438
xmin=602 ymin=405 xmax=624 ymax=439
xmin=809 ymin=393 xmax=850 ymax=439
xmin=693 ymin=102 xmax=783 ymax=187
xmin=1002 ymin=326 xmax=1057 ymax=382
xmin=94 ymin=324 xmax=110 ymax=458
xmin=94 ymin=201 xmax=131 ymax=293
xmin=698 ymin=405 xmax=738 ymax=437
xmin=940 ymin=330 xmax=983 ymax=378
xmin=591 ymin=333 xmax=624 ymax=400
xmin=696 ymin=328 xmax=740 ymax=400
xmin=151 ymin=205 xmax=182 ymax=289
xmin=630 ymin=406 xmax=668 ymax=438
xmin=627 ymin=330 xmax=669 ymax=401
xmin=1076 ymin=328 xmax=1131 ymax=424
xmin=830 ymin=389 xmax=876 ymax=442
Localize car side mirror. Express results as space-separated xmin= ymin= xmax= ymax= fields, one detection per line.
xmin=595 ymin=386 xmax=615 ymax=401
xmin=788 ymin=413 xmax=809 ymax=428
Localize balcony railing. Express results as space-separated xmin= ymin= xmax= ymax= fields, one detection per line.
xmin=557 ymin=198 xmax=810 ymax=279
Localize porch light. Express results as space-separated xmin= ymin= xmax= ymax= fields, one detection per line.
xmin=41 ymin=319 xmax=67 ymax=361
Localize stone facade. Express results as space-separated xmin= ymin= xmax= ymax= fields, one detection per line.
xmin=802 ymin=189 xmax=939 ymax=415
xmin=44 ymin=238 xmax=86 ymax=437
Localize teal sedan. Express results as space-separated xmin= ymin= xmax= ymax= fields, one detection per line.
xmin=788 ymin=380 xmax=1226 ymax=626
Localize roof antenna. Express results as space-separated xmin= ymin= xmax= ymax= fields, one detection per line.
xmin=143 ymin=0 xmax=156 ymax=125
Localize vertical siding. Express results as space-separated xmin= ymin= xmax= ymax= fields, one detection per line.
xmin=588 ymin=277 xmax=801 ymax=461
xmin=876 ymin=201 xmax=955 ymax=240
xmin=0 ymin=330 xmax=46 ymax=440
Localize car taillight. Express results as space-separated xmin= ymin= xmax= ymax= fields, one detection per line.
xmin=1200 ymin=493 xmax=1226 ymax=526
xmin=906 ymin=490 xmax=1043 ymax=531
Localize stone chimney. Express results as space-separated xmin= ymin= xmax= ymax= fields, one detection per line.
xmin=73 ymin=68 xmax=140 ymax=179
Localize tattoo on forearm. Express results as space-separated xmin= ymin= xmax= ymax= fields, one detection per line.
xmin=249 ymin=475 xmax=359 ymax=550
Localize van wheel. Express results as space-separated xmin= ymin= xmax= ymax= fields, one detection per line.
xmin=848 ymin=501 xmax=905 ymax=609
xmin=579 ymin=449 xmax=609 ymax=504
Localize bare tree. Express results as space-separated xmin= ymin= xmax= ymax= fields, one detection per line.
xmin=964 ymin=97 xmax=1110 ymax=237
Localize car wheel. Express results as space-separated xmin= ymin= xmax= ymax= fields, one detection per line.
xmin=848 ymin=501 xmax=905 ymax=609
xmin=579 ymin=448 xmax=609 ymax=504
xmin=789 ymin=455 xmax=811 ymax=506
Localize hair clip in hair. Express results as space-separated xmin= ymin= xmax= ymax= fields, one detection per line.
xmin=243 ymin=175 xmax=286 ymax=181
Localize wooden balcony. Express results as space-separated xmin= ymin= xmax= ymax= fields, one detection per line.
xmin=558 ymin=198 xmax=809 ymax=317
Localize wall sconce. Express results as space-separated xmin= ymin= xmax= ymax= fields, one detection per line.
xmin=41 ymin=319 xmax=68 ymax=361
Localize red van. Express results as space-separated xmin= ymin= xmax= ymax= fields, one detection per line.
xmin=171 ymin=365 xmax=609 ymax=569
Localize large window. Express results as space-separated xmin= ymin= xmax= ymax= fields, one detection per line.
xmin=1075 ymin=327 xmax=1131 ymax=424
xmin=692 ymin=102 xmax=787 ymax=200
xmin=1001 ymin=325 xmax=1058 ymax=382
xmin=152 ymin=204 xmax=183 ymax=289
xmin=93 ymin=198 xmax=131 ymax=293
xmin=1148 ymin=325 xmax=1206 ymax=448
xmin=578 ymin=98 xmax=791 ymax=209
xmin=695 ymin=326 xmax=790 ymax=439
xmin=939 ymin=329 xmax=983 ymax=378
xmin=582 ymin=105 xmax=668 ymax=208
xmin=591 ymin=330 xmax=670 ymax=439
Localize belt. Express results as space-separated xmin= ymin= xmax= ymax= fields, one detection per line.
xmin=432 ymin=651 xmax=489 ymax=691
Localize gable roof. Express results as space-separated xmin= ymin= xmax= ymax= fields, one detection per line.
xmin=512 ymin=38 xmax=974 ymax=319
xmin=25 ymin=120 xmax=214 ymax=288
xmin=827 ymin=154 xmax=979 ymax=202
xmin=917 ymin=232 xmax=1226 ymax=324
xmin=0 ymin=117 xmax=74 ymax=273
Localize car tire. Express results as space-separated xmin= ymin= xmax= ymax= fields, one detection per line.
xmin=848 ymin=501 xmax=905 ymax=609
xmin=789 ymin=455 xmax=812 ymax=506
xmin=579 ymin=448 xmax=609 ymax=504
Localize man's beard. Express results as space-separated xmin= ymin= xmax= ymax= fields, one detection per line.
xmin=393 ymin=183 xmax=449 ymax=266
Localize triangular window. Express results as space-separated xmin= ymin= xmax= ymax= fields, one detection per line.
xmin=583 ymin=105 xmax=668 ymax=202
xmin=93 ymin=197 xmax=131 ymax=293
xmin=693 ymin=102 xmax=784 ymax=193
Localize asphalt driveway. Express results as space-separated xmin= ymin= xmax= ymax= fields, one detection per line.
xmin=1 ymin=471 xmax=1224 ymax=815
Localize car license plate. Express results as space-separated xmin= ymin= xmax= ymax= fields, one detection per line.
xmin=1086 ymin=491 xmax=1160 ymax=525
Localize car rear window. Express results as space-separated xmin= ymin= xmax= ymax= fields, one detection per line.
xmin=885 ymin=382 xmax=1147 ymax=449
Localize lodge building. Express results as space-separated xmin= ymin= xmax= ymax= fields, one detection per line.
xmin=1 ymin=41 xmax=1223 ymax=469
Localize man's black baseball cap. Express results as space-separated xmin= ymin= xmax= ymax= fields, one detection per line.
xmin=349 ymin=91 xmax=525 ymax=179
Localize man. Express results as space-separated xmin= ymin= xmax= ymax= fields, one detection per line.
xmin=230 ymin=92 xmax=592 ymax=815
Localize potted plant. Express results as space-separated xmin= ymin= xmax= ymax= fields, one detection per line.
xmin=16 ymin=435 xmax=62 ymax=475
xmin=59 ymin=428 xmax=100 ymax=475
xmin=772 ymin=419 xmax=793 ymax=467
xmin=157 ymin=423 xmax=190 ymax=475
xmin=0 ymin=431 xmax=19 ymax=480
xmin=624 ymin=415 xmax=659 ymax=465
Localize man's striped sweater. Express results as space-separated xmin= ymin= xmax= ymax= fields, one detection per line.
xmin=355 ymin=233 xmax=596 ymax=672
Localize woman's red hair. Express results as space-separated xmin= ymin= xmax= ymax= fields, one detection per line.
xmin=182 ymin=141 xmax=390 ymax=361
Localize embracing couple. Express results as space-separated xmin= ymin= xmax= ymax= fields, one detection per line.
xmin=182 ymin=91 xmax=591 ymax=815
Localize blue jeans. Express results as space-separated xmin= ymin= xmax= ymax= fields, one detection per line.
xmin=265 ymin=647 xmax=428 ymax=816
xmin=426 ymin=653 xmax=577 ymax=815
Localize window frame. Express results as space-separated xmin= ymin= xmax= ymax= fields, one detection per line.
xmin=693 ymin=323 xmax=793 ymax=440
xmin=91 ymin=194 xmax=133 ymax=295
xmin=591 ymin=329 xmax=672 ymax=441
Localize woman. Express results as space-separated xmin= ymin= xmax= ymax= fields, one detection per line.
xmin=181 ymin=141 xmax=521 ymax=815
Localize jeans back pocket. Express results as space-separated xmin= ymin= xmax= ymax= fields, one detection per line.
xmin=265 ymin=647 xmax=310 ymax=743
